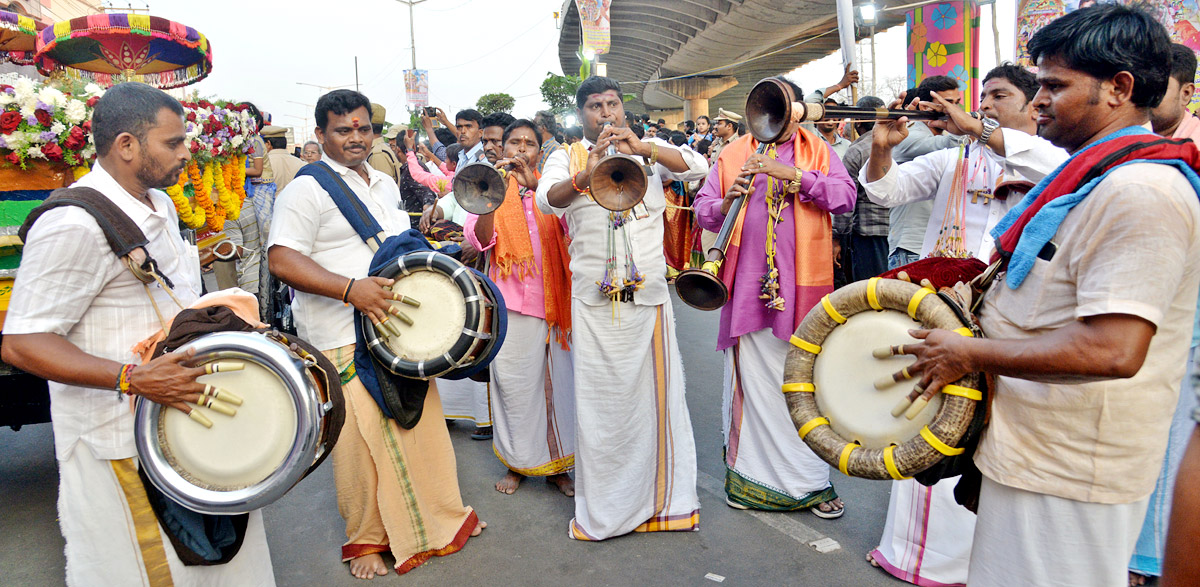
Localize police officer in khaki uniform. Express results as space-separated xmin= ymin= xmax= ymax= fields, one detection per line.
xmin=261 ymin=125 xmax=305 ymax=192
xmin=366 ymin=102 xmax=402 ymax=184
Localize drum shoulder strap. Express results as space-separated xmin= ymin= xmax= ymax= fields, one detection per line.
xmin=20 ymin=186 xmax=149 ymax=258
xmin=296 ymin=161 xmax=386 ymax=249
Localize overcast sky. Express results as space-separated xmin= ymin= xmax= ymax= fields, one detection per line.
xmin=145 ymin=0 xmax=1019 ymax=141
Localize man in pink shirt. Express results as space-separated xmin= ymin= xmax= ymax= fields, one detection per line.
xmin=464 ymin=119 xmax=576 ymax=496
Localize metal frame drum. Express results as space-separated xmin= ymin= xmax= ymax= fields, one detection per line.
xmin=134 ymin=331 xmax=339 ymax=515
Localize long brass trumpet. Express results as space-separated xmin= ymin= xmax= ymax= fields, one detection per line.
xmin=590 ymin=122 xmax=649 ymax=211
xmin=453 ymin=162 xmax=512 ymax=215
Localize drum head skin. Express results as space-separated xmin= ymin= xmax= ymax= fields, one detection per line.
xmin=160 ymin=361 xmax=297 ymax=491
xmin=384 ymin=271 xmax=467 ymax=361
xmin=813 ymin=310 xmax=941 ymax=449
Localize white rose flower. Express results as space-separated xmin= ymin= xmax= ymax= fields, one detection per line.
xmin=50 ymin=122 xmax=66 ymax=135
xmin=231 ymin=135 xmax=244 ymax=148
xmin=26 ymin=145 xmax=46 ymax=159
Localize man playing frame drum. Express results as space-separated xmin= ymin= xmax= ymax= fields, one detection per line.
xmin=269 ymin=90 xmax=483 ymax=580
xmin=537 ymin=76 xmax=709 ymax=540
xmin=464 ymin=119 xmax=576 ymax=497
xmin=2 ymin=83 xmax=276 ymax=585
xmin=692 ymin=77 xmax=857 ymax=517
xmin=860 ymin=64 xmax=1066 ymax=585
xmin=895 ymin=6 xmax=1200 ymax=586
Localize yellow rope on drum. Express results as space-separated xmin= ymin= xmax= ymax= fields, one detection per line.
xmin=789 ymin=336 xmax=822 ymax=355
xmin=797 ymin=416 xmax=829 ymax=440
xmin=883 ymin=445 xmax=910 ymax=480
xmin=953 ymin=327 xmax=974 ymax=337
xmin=920 ymin=426 xmax=964 ymax=456
xmin=782 ymin=382 xmax=815 ymax=393
xmin=941 ymin=384 xmax=983 ymax=401
xmin=821 ymin=295 xmax=846 ymax=324
xmin=867 ymin=277 xmax=884 ymax=311
xmin=838 ymin=442 xmax=860 ymax=475
xmin=907 ymin=287 xmax=934 ymax=319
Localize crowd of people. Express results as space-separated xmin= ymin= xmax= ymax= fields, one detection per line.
xmin=5 ymin=3 xmax=1200 ymax=586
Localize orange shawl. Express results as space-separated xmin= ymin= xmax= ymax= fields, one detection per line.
xmin=713 ymin=130 xmax=833 ymax=295
xmin=491 ymin=171 xmax=573 ymax=348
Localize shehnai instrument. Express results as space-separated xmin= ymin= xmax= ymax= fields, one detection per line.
xmin=782 ymin=278 xmax=984 ymax=480
xmin=453 ymin=162 xmax=509 ymax=215
xmin=590 ymin=122 xmax=649 ymax=211
xmin=135 ymin=330 xmax=344 ymax=515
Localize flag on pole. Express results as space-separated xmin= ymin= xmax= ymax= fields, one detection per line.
xmin=576 ymin=0 xmax=611 ymax=56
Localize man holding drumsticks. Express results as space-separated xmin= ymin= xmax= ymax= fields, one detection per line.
xmin=2 ymin=82 xmax=275 ymax=585
xmin=891 ymin=6 xmax=1200 ymax=585
xmin=269 ymin=89 xmax=483 ymax=580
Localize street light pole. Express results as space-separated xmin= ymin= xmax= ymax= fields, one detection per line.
xmin=394 ymin=0 xmax=429 ymax=70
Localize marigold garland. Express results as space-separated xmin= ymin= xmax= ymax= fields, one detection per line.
xmin=215 ymin=161 xmax=239 ymax=220
xmin=233 ymin=156 xmax=247 ymax=204
xmin=166 ymin=169 xmax=204 ymax=229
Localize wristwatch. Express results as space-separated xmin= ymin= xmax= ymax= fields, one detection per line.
xmin=978 ymin=116 xmax=1000 ymax=146
xmin=786 ymin=167 xmax=804 ymax=194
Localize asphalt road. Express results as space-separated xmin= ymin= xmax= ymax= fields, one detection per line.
xmin=0 ymin=292 xmax=908 ymax=586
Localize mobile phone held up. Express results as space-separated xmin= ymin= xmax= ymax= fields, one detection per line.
xmin=424 ymin=107 xmax=437 ymax=117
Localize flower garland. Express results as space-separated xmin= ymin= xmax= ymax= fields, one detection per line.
xmin=215 ymin=161 xmax=239 ymax=220
xmin=167 ymin=169 xmax=204 ymax=229
xmin=232 ymin=155 xmax=247 ymax=204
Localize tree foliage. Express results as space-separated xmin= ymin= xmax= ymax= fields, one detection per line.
xmin=476 ymin=92 xmax=515 ymax=115
xmin=540 ymin=72 xmax=581 ymax=115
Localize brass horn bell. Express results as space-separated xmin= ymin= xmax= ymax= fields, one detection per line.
xmin=452 ymin=162 xmax=507 ymax=215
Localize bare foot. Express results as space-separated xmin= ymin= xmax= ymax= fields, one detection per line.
xmin=470 ymin=520 xmax=487 ymax=537
xmin=1129 ymin=571 xmax=1150 ymax=586
xmin=866 ymin=551 xmax=881 ymax=568
xmin=547 ymin=473 xmax=575 ymax=496
xmin=495 ymin=471 xmax=524 ymax=494
xmin=348 ymin=553 xmax=389 ymax=580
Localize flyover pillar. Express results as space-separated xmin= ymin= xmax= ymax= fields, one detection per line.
xmin=658 ymin=76 xmax=739 ymax=121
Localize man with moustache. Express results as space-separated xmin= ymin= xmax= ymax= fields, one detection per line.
xmin=537 ymin=76 xmax=709 ymax=541
xmin=2 ymin=82 xmax=276 ymax=585
xmin=455 ymin=108 xmax=486 ymax=167
xmin=533 ymin=110 xmax=561 ymax=172
xmin=269 ymin=90 xmax=483 ymax=580
xmin=464 ymin=119 xmax=576 ymax=497
xmin=479 ymin=112 xmax=515 ymax=166
xmin=862 ymin=63 xmax=1067 ymax=587
xmin=897 ymin=6 xmax=1200 ymax=585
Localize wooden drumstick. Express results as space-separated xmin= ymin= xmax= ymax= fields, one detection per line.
xmin=188 ymin=408 xmax=214 ymax=428
xmin=392 ymin=293 xmax=421 ymax=307
xmin=388 ymin=305 xmax=414 ymax=326
xmin=204 ymin=361 xmax=245 ymax=374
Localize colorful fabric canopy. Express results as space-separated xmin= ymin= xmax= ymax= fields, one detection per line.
xmin=0 ymin=10 xmax=42 ymax=66
xmin=35 ymin=13 xmax=211 ymax=89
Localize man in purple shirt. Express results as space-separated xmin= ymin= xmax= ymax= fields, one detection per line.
xmin=693 ymin=77 xmax=856 ymax=517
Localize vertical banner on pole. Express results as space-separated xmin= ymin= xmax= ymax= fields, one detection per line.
xmin=835 ymin=0 xmax=857 ymax=72
xmin=906 ymin=1 xmax=980 ymax=110
xmin=404 ymin=69 xmax=429 ymax=109
xmin=575 ymin=0 xmax=611 ymax=56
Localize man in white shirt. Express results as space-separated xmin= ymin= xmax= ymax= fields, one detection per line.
xmin=2 ymin=82 xmax=275 ymax=586
xmin=536 ymin=76 xmax=709 ymax=541
xmin=268 ymin=90 xmax=482 ymax=580
xmin=898 ymin=7 xmax=1200 ymax=586
xmin=861 ymin=63 xmax=1068 ymax=587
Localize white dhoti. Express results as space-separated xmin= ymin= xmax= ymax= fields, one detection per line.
xmin=969 ymin=475 xmax=1148 ymax=587
xmin=722 ymin=328 xmax=833 ymax=509
xmin=569 ymin=302 xmax=699 ymax=540
xmin=59 ymin=447 xmax=275 ymax=587
xmin=490 ymin=311 xmax=575 ymax=475
xmin=870 ymin=478 xmax=973 ymax=587
xmin=438 ymin=378 xmax=491 ymax=426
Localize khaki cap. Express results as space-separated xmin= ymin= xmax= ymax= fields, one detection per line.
xmin=370 ymin=103 xmax=387 ymax=125
xmin=713 ymin=108 xmax=743 ymax=123
xmin=383 ymin=125 xmax=408 ymax=139
xmin=260 ymin=125 xmax=287 ymax=138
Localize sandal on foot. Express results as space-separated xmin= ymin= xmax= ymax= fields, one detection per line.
xmin=471 ymin=425 xmax=493 ymax=440
xmin=725 ymin=497 xmax=750 ymax=510
xmin=811 ymin=499 xmax=845 ymax=519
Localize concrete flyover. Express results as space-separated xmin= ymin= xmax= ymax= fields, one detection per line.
xmin=557 ymin=0 xmax=906 ymax=123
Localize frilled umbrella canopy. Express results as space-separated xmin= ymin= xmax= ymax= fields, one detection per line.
xmin=0 ymin=10 xmax=43 ymax=66
xmin=35 ymin=13 xmax=212 ymax=89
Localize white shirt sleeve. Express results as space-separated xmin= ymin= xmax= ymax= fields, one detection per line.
xmin=861 ymin=147 xmax=953 ymax=208
xmin=3 ymin=208 xmax=114 ymax=336
xmin=655 ymin=138 xmax=710 ymax=182
xmin=536 ymin=147 xmax=573 ymax=216
xmin=987 ymin=129 xmax=1069 ymax=185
